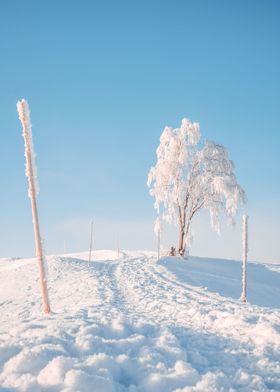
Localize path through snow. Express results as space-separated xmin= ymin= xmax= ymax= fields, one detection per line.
xmin=0 ymin=251 xmax=280 ymax=391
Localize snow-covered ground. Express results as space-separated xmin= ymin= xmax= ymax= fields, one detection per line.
xmin=0 ymin=251 xmax=280 ymax=391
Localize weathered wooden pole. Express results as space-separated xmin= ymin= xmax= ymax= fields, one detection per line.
xmin=154 ymin=217 xmax=161 ymax=261
xmin=157 ymin=230 xmax=161 ymax=261
xmin=116 ymin=233 xmax=120 ymax=258
xmin=88 ymin=219 xmax=94 ymax=265
xmin=17 ymin=99 xmax=51 ymax=314
xmin=240 ymin=214 xmax=248 ymax=303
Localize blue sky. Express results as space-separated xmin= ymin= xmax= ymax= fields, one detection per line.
xmin=0 ymin=0 xmax=279 ymax=262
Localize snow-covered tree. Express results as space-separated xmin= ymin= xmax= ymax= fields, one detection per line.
xmin=147 ymin=118 xmax=246 ymax=256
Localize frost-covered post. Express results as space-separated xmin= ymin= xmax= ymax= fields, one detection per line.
xmin=116 ymin=233 xmax=120 ymax=258
xmin=88 ymin=220 xmax=94 ymax=265
xmin=17 ymin=99 xmax=51 ymax=314
xmin=154 ymin=217 xmax=161 ymax=261
xmin=240 ymin=215 xmax=248 ymax=303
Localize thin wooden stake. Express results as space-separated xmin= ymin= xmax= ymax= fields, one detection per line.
xmin=116 ymin=233 xmax=120 ymax=258
xmin=240 ymin=215 xmax=248 ymax=303
xmin=157 ymin=229 xmax=161 ymax=261
xmin=17 ymin=99 xmax=51 ymax=314
xmin=154 ymin=217 xmax=161 ymax=261
xmin=88 ymin=220 xmax=94 ymax=266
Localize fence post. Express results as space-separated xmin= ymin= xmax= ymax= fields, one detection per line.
xmin=240 ymin=214 xmax=248 ymax=303
xmin=17 ymin=99 xmax=51 ymax=314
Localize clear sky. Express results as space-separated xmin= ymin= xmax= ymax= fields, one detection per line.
xmin=0 ymin=0 xmax=279 ymax=262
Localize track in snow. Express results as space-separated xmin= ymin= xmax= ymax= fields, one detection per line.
xmin=0 ymin=250 xmax=280 ymax=391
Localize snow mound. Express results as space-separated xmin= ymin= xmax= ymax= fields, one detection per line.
xmin=158 ymin=256 xmax=280 ymax=308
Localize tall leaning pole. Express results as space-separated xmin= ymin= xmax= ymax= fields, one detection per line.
xmin=17 ymin=99 xmax=51 ymax=314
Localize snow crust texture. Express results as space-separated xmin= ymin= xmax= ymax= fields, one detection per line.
xmin=0 ymin=251 xmax=280 ymax=391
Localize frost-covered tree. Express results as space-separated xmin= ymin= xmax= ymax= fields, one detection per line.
xmin=147 ymin=118 xmax=246 ymax=256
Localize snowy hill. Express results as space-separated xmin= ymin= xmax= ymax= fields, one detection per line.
xmin=0 ymin=251 xmax=280 ymax=391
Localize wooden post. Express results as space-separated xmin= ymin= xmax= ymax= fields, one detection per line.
xmin=240 ymin=215 xmax=248 ymax=303
xmin=17 ymin=99 xmax=51 ymax=314
xmin=157 ymin=228 xmax=160 ymax=261
xmin=154 ymin=217 xmax=161 ymax=261
xmin=88 ymin=220 xmax=94 ymax=266
xmin=116 ymin=233 xmax=120 ymax=258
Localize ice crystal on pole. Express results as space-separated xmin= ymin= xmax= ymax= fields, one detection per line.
xmin=17 ymin=99 xmax=39 ymax=197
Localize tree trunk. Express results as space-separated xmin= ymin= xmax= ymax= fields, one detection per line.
xmin=178 ymin=217 xmax=192 ymax=257
xmin=178 ymin=206 xmax=187 ymax=256
xmin=178 ymin=227 xmax=185 ymax=256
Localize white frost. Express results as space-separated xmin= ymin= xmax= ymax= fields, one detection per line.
xmin=154 ymin=216 xmax=162 ymax=238
xmin=17 ymin=99 xmax=39 ymax=197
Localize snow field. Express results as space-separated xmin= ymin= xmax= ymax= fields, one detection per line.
xmin=0 ymin=251 xmax=280 ymax=391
